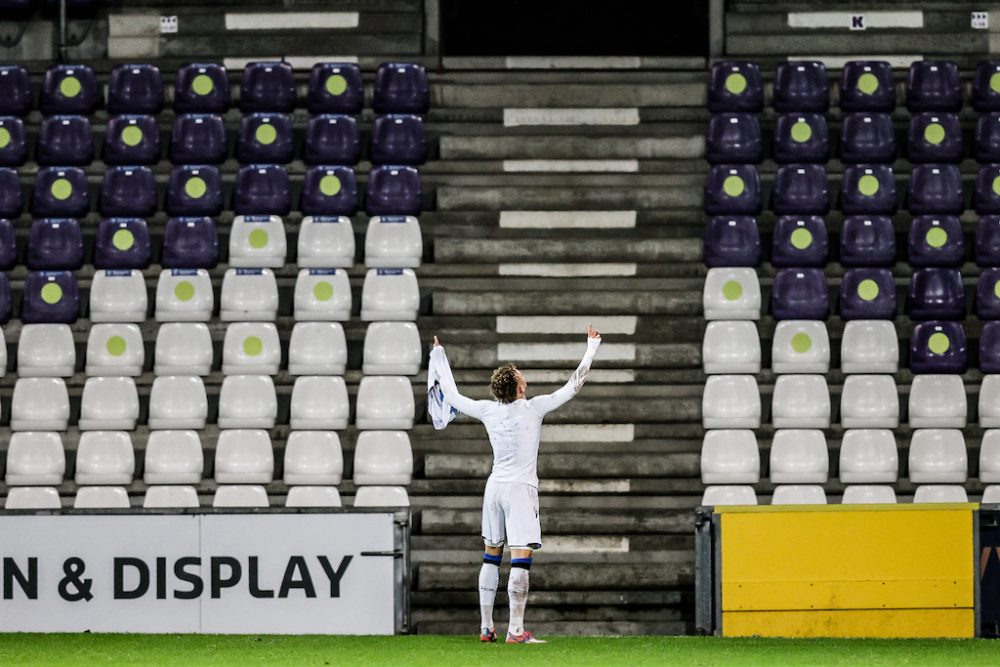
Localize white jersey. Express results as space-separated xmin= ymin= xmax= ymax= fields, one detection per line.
xmin=430 ymin=338 xmax=600 ymax=487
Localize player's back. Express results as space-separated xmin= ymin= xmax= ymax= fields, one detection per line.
xmin=478 ymin=399 xmax=545 ymax=487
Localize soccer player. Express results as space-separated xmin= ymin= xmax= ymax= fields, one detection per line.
xmin=430 ymin=325 xmax=602 ymax=644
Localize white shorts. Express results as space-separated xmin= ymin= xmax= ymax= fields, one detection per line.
xmin=481 ymin=479 xmax=541 ymax=550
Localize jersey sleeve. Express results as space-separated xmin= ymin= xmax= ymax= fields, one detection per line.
xmin=528 ymin=337 xmax=601 ymax=416
xmin=430 ymin=346 xmax=491 ymax=420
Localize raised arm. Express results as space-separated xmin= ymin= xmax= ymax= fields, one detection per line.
xmin=528 ymin=325 xmax=602 ymax=416
xmin=430 ymin=337 xmax=491 ymax=420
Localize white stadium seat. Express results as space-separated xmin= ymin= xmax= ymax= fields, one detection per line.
xmin=74 ymin=486 xmax=131 ymax=509
xmin=217 ymin=375 xmax=277 ymax=429
xmin=283 ymin=431 xmax=344 ymax=485
xmin=353 ymin=485 xmax=410 ymax=507
xmin=980 ymin=430 xmax=1000 ymax=483
xmin=294 ymin=268 xmax=352 ymax=321
xmin=702 ymin=375 xmax=761 ymax=429
xmin=297 ymin=215 xmax=355 ymax=268
xmin=220 ymin=268 xmax=278 ymax=321
xmin=360 ymin=268 xmax=419 ymax=321
xmin=840 ymin=320 xmax=898 ymax=374
xmin=288 ymin=322 xmax=347 ymax=375
xmin=154 ymin=323 xmax=213 ymax=376
xmin=771 ymin=375 xmax=831 ymax=428
xmin=78 ymin=376 xmax=139 ymax=430
xmin=86 ymin=323 xmax=144 ymax=377
xmin=839 ymin=375 xmax=899 ymax=428
xmin=768 ymin=429 xmax=829 ymax=483
xmin=289 ymin=376 xmax=350 ymax=430
xmin=286 ymin=486 xmax=342 ymax=507
xmin=143 ymin=430 xmax=204 ymax=484
xmin=89 ymin=269 xmax=148 ymax=322
xmin=983 ymin=486 xmax=1000 ymax=503
xmin=841 ymin=485 xmax=897 ymax=504
xmin=17 ymin=324 xmax=74 ymax=377
xmin=355 ymin=376 xmax=416 ymax=429
xmin=143 ymin=485 xmax=200 ymax=508
xmin=0 ymin=327 xmax=7 ymax=377
xmin=771 ymin=485 xmax=827 ymax=505
xmin=771 ymin=320 xmax=830 ymax=374
xmin=912 ymin=485 xmax=969 ymax=503
xmin=222 ymin=322 xmax=281 ymax=375
xmin=5 ymin=432 xmax=65 ymax=486
xmin=908 ymin=429 xmax=968 ymax=483
xmin=74 ymin=431 xmax=135 ymax=485
xmin=700 ymin=485 xmax=757 ymax=506
xmin=699 ymin=429 xmax=759 ymax=484
xmin=147 ymin=375 xmax=208 ymax=430
xmin=703 ymin=268 xmax=760 ymax=321
xmin=980 ymin=376 xmax=1000 ymax=427
xmin=908 ymin=375 xmax=967 ymax=428
xmin=11 ymin=378 xmax=69 ymax=431
xmin=353 ymin=431 xmax=413 ymax=485
xmin=229 ymin=215 xmax=287 ymax=268
xmin=701 ymin=321 xmax=760 ymax=374
xmin=155 ymin=269 xmax=213 ymax=322
xmin=364 ymin=215 xmax=423 ymax=268
xmin=363 ymin=321 xmax=422 ymax=376
xmin=5 ymin=487 xmax=61 ymax=509
xmin=838 ymin=429 xmax=899 ymax=483
xmin=213 ymin=485 xmax=270 ymax=507
xmin=214 ymin=429 xmax=274 ymax=484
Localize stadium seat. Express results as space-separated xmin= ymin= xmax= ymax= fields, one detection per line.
xmin=107 ymin=63 xmax=163 ymax=115
xmin=840 ymin=320 xmax=899 ymax=373
xmin=78 ymin=377 xmax=139 ymax=431
xmin=100 ymin=165 xmax=157 ymax=218
xmin=214 ymin=429 xmax=274 ymax=483
xmin=283 ymin=431 xmax=344 ymax=485
xmin=839 ymin=268 xmax=896 ymax=320
xmin=174 ymin=63 xmax=230 ymax=114
xmin=703 ymin=164 xmax=761 ymax=216
xmin=908 ymin=215 xmax=963 ymax=267
xmin=288 ymin=322 xmax=347 ymax=375
xmin=366 ymin=166 xmax=423 ymax=217
xmin=773 ymin=60 xmax=828 ymax=112
xmin=771 ymin=485 xmax=827 ymax=505
xmin=0 ymin=116 xmax=28 ymax=166
xmin=353 ymin=486 xmax=410 ymax=507
xmin=365 ymin=215 xmax=423 ymax=268
xmin=74 ymin=487 xmax=130 ymax=509
xmin=700 ymin=485 xmax=757 ymax=506
xmin=237 ymin=112 xmax=294 ymax=164
xmin=980 ymin=430 xmax=1000 ymax=482
xmin=0 ymin=168 xmax=20 ymax=219
xmin=222 ymin=322 xmax=281 ymax=375
xmin=170 ymin=113 xmax=227 ymax=164
xmin=703 ymin=267 xmax=760 ymax=320
xmin=155 ymin=269 xmax=213 ymax=322
xmin=0 ymin=218 xmax=14 ymax=271
xmin=17 ymin=323 xmax=75 ymax=377
xmin=93 ymin=217 xmax=151 ymax=270
xmin=40 ymin=64 xmax=98 ymax=115
xmin=907 ymin=164 xmax=964 ymax=215
xmin=229 ymin=214 xmax=287 ymax=268
xmin=979 ymin=376 xmax=1000 ymax=426
xmin=908 ymin=113 xmax=962 ymax=163
xmin=363 ymin=321 xmax=423 ymax=376
xmin=839 ymin=429 xmax=899 ymax=483
xmin=147 ymin=375 xmax=208 ymax=430
xmin=908 ymin=374 xmax=968 ymax=427
xmin=220 ymin=268 xmax=278 ymax=321
xmin=143 ymin=486 xmax=200 ymax=508
xmin=771 ymin=375 xmax=831 ymax=428
xmin=20 ymin=271 xmax=79 ymax=324
xmin=908 ymin=268 xmax=965 ymax=320
xmin=840 ymin=375 xmax=899 ymax=428
xmin=353 ymin=431 xmax=413 ymax=485
xmin=839 ymin=61 xmax=895 ymax=112
xmin=975 ymin=164 xmax=1000 ymax=215
xmin=769 ymin=429 xmax=828 ymax=484
xmin=977 ymin=269 xmax=1000 ymax=319
xmin=5 ymin=487 xmax=62 ymax=510
xmin=5 ymin=432 xmax=65 ymax=486
xmin=10 ymin=377 xmax=69 ymax=431
xmin=0 ymin=65 xmax=32 ymax=116
xmin=373 ymin=62 xmax=429 ymax=114
xmin=771 ymin=164 xmax=829 ymax=215
xmin=839 ymin=113 xmax=895 ymax=163
xmin=702 ymin=375 xmax=761 ymax=429
xmin=906 ymin=60 xmax=962 ymax=112
xmin=233 ymin=164 xmax=290 ymax=216
xmin=976 ymin=112 xmax=1000 ymax=163
xmin=705 ymin=113 xmax=762 ymax=164
xmin=298 ymin=216 xmax=355 ymax=268
xmin=240 ymin=61 xmax=295 ymax=113
xmin=981 ymin=322 xmax=1000 ymax=373
xmin=87 ymin=323 xmax=143 ymax=376
xmin=294 ymin=269 xmax=352 ymax=321
xmin=217 ymin=375 xmax=277 ymax=429
xmin=213 ymin=485 xmax=270 ymax=508
xmin=840 ymin=165 xmax=896 ymax=214
xmin=90 ymin=269 xmax=148 ymax=323
xmin=912 ymin=485 xmax=968 ymax=503
xmin=154 ymin=322 xmax=213 ymax=376
xmin=985 ymin=486 xmax=1000 ymax=503
xmin=0 ymin=273 xmax=13 ymax=325
xmin=26 ymin=218 xmax=83 ymax=270
xmin=166 ymin=165 xmax=223 ymax=217
xmin=33 ymin=166 xmax=89 ymax=218
xmin=707 ymin=61 xmax=763 ymax=113
xmin=910 ymin=322 xmax=968 ymax=374
xmin=371 ymin=114 xmax=428 ymax=166
xmin=771 ymin=320 xmax=829 ymax=374
xmin=841 ymin=485 xmax=897 ymax=504
xmin=289 ymin=376 xmax=350 ymax=430
xmin=773 ymin=113 xmax=829 ymax=164
xmin=360 ymin=268 xmax=419 ymax=321
xmin=355 ymin=376 xmax=416 ymax=430
xmin=973 ymin=60 xmax=1000 ymax=112
xmin=162 ymin=217 xmax=219 ymax=269
xmin=308 ymin=63 xmax=364 ymax=115
xmin=0 ymin=328 xmax=8 ymax=374
xmin=703 ymin=216 xmax=761 ymax=268
xmin=702 ymin=321 xmax=761 ymax=374
xmin=699 ymin=430 xmax=759 ymax=484
xmin=300 ymin=166 xmax=359 ymax=217
xmin=771 ymin=268 xmax=828 ymax=321
xmin=286 ymin=487 xmax=342 ymax=508
xmin=771 ymin=215 xmax=828 ymax=267
xmin=304 ymin=114 xmax=361 ymax=165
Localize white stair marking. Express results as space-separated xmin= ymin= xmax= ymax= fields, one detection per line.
xmin=524 ymin=369 xmax=635 ymax=384
xmin=541 ymin=424 xmax=635 ymax=442
xmin=505 ymin=56 xmax=641 ymax=69
xmin=499 ymin=342 xmax=636 ymax=361
xmin=225 ymin=12 xmax=359 ymax=30
xmin=541 ymin=536 xmax=630 ymax=553
xmin=503 ymin=159 xmax=639 ymax=173
xmin=790 ymin=54 xmax=922 ymax=68
xmin=499 ymin=211 xmax=636 ymax=229
xmin=499 ymin=263 xmax=637 ymax=277
xmin=504 ymin=108 xmax=640 ymax=127
xmin=787 ymin=11 xmax=923 ymax=29
xmin=223 ymin=55 xmax=358 ymax=70
xmin=497 ymin=316 xmax=638 ymax=335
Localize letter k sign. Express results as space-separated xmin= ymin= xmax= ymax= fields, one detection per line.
xmin=851 ymin=15 xmax=866 ymax=30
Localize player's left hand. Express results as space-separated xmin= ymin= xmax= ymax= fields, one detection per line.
xmin=587 ymin=323 xmax=601 ymax=340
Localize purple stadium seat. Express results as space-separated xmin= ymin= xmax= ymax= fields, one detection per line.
xmin=240 ymin=62 xmax=295 ymax=113
xmin=840 ymin=268 xmax=896 ymax=320
xmin=840 ymin=215 xmax=897 ymax=267
xmin=0 ymin=116 xmax=28 ymax=166
xmin=977 ymin=165 xmax=1000 ymax=215
xmin=771 ymin=215 xmax=828 ymax=267
xmin=976 ymin=113 xmax=1000 ymax=163
xmin=303 ymin=114 xmax=361 ymax=166
xmin=237 ymin=112 xmax=293 ymax=164
xmin=909 ymin=165 xmax=964 ymax=215
xmin=165 ymin=165 xmax=223 ymax=217
xmin=232 ymin=164 xmax=290 ymax=216
xmin=908 ymin=215 xmax=964 ymax=268
xmin=980 ymin=322 xmax=1000 ymax=372
xmin=839 ymin=113 xmax=895 ymax=163
xmin=33 ymin=166 xmax=88 ymax=218
xmin=366 ymin=165 xmax=422 ymax=217
xmin=100 ymin=166 xmax=157 ymax=218
xmin=26 ymin=218 xmax=83 ymax=270
xmin=977 ymin=269 xmax=1000 ymax=319
xmin=103 ymin=114 xmax=159 ymax=165
xmin=373 ymin=62 xmax=430 ymax=114
xmin=0 ymin=0 xmax=34 ymax=17
xmin=371 ymin=114 xmax=428 ymax=166
xmin=771 ymin=268 xmax=829 ymax=320
xmin=706 ymin=113 xmax=761 ymax=164
xmin=21 ymin=271 xmax=79 ymax=324
xmin=840 ymin=165 xmax=896 ymax=214
xmin=910 ymin=321 xmax=967 ymax=374
xmin=174 ymin=63 xmax=230 ymax=114
xmin=0 ymin=273 xmax=10 ymax=324
xmin=704 ymin=164 xmax=761 ymax=215
xmin=107 ymin=63 xmax=164 ymax=115
xmin=0 ymin=218 xmax=16 ymax=270
xmin=161 ymin=216 xmax=218 ymax=269
xmin=93 ymin=218 xmax=151 ymax=270
xmin=170 ymin=114 xmax=226 ymax=165
xmin=300 ymin=166 xmax=358 ymax=217
xmin=0 ymin=167 xmax=21 ymax=219
xmin=703 ymin=216 xmax=761 ymax=268
xmin=40 ymin=64 xmax=97 ymax=115
xmin=773 ymin=61 xmax=829 ymax=112
xmin=707 ymin=61 xmax=763 ymax=113
xmin=906 ymin=61 xmax=962 ymax=112
xmin=908 ymin=268 xmax=965 ymax=320
xmin=908 ymin=113 xmax=962 ymax=163
xmin=773 ymin=113 xmax=829 ymax=164
xmin=977 ymin=215 xmax=1000 ymax=266
xmin=771 ymin=164 xmax=829 ymax=215
xmin=973 ymin=61 xmax=1000 ymax=112
xmin=840 ymin=61 xmax=895 ymax=112
xmin=36 ymin=115 xmax=93 ymax=166
xmin=0 ymin=65 xmax=32 ymax=116
xmin=308 ymin=63 xmax=364 ymax=115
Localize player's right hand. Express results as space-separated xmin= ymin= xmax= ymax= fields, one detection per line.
xmin=587 ymin=323 xmax=601 ymax=340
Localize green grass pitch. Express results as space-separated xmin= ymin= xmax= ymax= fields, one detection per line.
xmin=0 ymin=635 xmax=997 ymax=666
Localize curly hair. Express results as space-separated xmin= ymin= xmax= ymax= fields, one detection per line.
xmin=490 ymin=363 xmax=520 ymax=403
